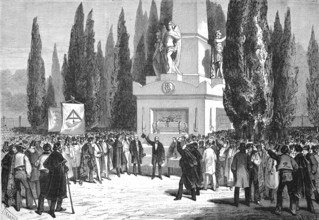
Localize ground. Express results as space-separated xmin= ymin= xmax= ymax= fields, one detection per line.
xmin=1 ymin=174 xmax=319 ymax=220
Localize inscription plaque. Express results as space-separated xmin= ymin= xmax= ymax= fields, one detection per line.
xmin=152 ymin=109 xmax=188 ymax=134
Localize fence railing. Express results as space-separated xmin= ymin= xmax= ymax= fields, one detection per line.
xmin=1 ymin=116 xmax=30 ymax=129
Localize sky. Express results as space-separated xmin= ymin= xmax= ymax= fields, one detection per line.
xmin=0 ymin=0 xmax=318 ymax=75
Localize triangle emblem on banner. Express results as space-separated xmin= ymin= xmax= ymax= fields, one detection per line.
xmin=66 ymin=109 xmax=82 ymax=121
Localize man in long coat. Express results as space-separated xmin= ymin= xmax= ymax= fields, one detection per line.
xmin=202 ymin=143 xmax=217 ymax=190
xmin=113 ymin=135 xmax=124 ymax=177
xmin=231 ymin=143 xmax=250 ymax=207
xmin=174 ymin=136 xmax=203 ymax=201
xmin=43 ymin=143 xmax=68 ymax=218
xmin=129 ymin=134 xmax=144 ymax=176
xmin=79 ymin=137 xmax=97 ymax=184
xmin=142 ymin=134 xmax=165 ymax=180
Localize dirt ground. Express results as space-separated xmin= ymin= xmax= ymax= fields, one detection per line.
xmin=1 ymin=173 xmax=319 ymax=220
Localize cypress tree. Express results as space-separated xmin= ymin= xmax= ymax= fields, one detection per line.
xmin=96 ymin=41 xmax=107 ymax=127
xmin=111 ymin=9 xmax=136 ymax=130
xmin=27 ymin=17 xmax=46 ymax=128
xmin=46 ymin=76 xmax=57 ymax=108
xmin=83 ymin=9 xmax=100 ymax=128
xmin=51 ymin=43 xmax=64 ymax=105
xmin=132 ymin=35 xmax=146 ymax=85
xmin=66 ymin=3 xmax=84 ymax=101
xmin=223 ymin=0 xmax=273 ymax=141
xmin=272 ymin=8 xmax=298 ymax=140
xmin=105 ymin=26 xmax=115 ymax=128
xmin=61 ymin=54 xmax=69 ymax=101
xmin=144 ymin=0 xmax=158 ymax=76
xmin=307 ymin=27 xmax=319 ymax=129
xmin=133 ymin=0 xmax=145 ymax=57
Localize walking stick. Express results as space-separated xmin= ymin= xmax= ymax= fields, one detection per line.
xmin=66 ymin=173 xmax=75 ymax=214
xmin=26 ymin=179 xmax=38 ymax=207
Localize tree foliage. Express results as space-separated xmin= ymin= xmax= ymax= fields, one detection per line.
xmin=271 ymin=8 xmax=298 ymax=139
xmin=83 ymin=9 xmax=100 ymax=128
xmin=159 ymin=0 xmax=173 ymax=25
xmin=105 ymin=26 xmax=115 ymax=128
xmin=206 ymin=0 xmax=226 ymax=45
xmin=144 ymin=0 xmax=158 ymax=77
xmin=27 ymin=17 xmax=46 ymax=128
xmin=51 ymin=43 xmax=63 ymax=105
xmin=223 ymin=0 xmax=273 ymax=141
xmin=111 ymin=9 xmax=136 ymax=130
xmin=307 ymin=27 xmax=319 ymax=128
xmin=133 ymin=0 xmax=145 ymax=57
xmin=132 ymin=35 xmax=146 ymax=85
xmin=65 ymin=3 xmax=84 ymax=101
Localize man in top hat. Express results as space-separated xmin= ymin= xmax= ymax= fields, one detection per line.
xmin=14 ymin=144 xmax=34 ymax=211
xmin=43 ymin=142 xmax=68 ymax=218
xmin=142 ymin=133 xmax=165 ymax=180
xmin=35 ymin=143 xmax=52 ymax=216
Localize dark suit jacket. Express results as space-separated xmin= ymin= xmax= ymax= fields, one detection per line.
xmin=145 ymin=137 xmax=165 ymax=165
xmin=129 ymin=140 xmax=144 ymax=164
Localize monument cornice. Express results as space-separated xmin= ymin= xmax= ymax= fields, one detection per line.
xmin=182 ymin=33 xmax=208 ymax=43
xmin=135 ymin=94 xmax=223 ymax=100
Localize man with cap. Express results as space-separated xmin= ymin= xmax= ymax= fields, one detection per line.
xmin=34 ymin=143 xmax=52 ymax=216
xmin=267 ymin=145 xmax=298 ymax=215
xmin=247 ymin=143 xmax=261 ymax=205
xmin=142 ymin=133 xmax=165 ymax=180
xmin=92 ymin=136 xmax=103 ymax=183
xmin=14 ymin=144 xmax=34 ymax=211
xmin=231 ymin=143 xmax=250 ymax=207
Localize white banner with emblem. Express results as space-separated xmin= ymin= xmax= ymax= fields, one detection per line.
xmin=48 ymin=107 xmax=62 ymax=132
xmin=60 ymin=103 xmax=85 ymax=135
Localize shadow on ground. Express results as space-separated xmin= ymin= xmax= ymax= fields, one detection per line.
xmin=174 ymin=197 xmax=319 ymax=220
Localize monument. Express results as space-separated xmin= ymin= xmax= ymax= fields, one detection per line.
xmin=133 ymin=0 xmax=232 ymax=146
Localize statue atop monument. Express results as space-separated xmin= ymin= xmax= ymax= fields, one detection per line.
xmin=211 ymin=30 xmax=226 ymax=78
xmin=153 ymin=21 xmax=182 ymax=75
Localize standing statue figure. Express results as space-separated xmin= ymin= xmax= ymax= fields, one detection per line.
xmin=211 ymin=30 xmax=226 ymax=78
xmin=153 ymin=21 xmax=182 ymax=75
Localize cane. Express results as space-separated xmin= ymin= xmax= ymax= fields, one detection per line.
xmin=26 ymin=178 xmax=38 ymax=207
xmin=66 ymin=173 xmax=75 ymax=214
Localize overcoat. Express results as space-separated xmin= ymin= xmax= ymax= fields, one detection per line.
xmin=43 ymin=151 xmax=68 ymax=200
xmin=202 ymin=147 xmax=216 ymax=175
xmin=231 ymin=151 xmax=250 ymax=188
xmin=145 ymin=137 xmax=165 ymax=165
xmin=129 ymin=140 xmax=144 ymax=164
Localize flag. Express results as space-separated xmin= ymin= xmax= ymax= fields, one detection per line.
xmin=60 ymin=103 xmax=85 ymax=135
xmin=48 ymin=107 xmax=62 ymax=132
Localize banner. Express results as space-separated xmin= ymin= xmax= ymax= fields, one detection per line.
xmin=48 ymin=107 xmax=62 ymax=132
xmin=60 ymin=103 xmax=85 ymax=135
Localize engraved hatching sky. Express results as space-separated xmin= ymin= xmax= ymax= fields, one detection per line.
xmin=0 ymin=0 xmax=318 ymax=74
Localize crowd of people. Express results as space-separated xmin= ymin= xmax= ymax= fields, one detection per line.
xmin=1 ymin=128 xmax=319 ymax=217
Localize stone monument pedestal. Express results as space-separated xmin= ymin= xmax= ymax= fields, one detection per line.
xmin=133 ymin=73 xmax=231 ymax=146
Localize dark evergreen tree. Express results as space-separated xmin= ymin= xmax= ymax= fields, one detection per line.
xmin=61 ymin=54 xmax=69 ymax=101
xmin=51 ymin=43 xmax=64 ymax=105
xmin=111 ymin=9 xmax=136 ymax=130
xmin=133 ymin=0 xmax=145 ymax=57
xmin=131 ymin=35 xmax=146 ymax=85
xmin=143 ymin=11 xmax=149 ymax=57
xmin=27 ymin=17 xmax=46 ymax=128
xmin=105 ymin=26 xmax=115 ymax=128
xmin=206 ymin=0 xmax=226 ymax=46
xmin=144 ymin=0 xmax=158 ymax=76
xmin=223 ymin=0 xmax=273 ymax=141
xmin=159 ymin=0 xmax=173 ymax=25
xmin=272 ymin=8 xmax=298 ymax=140
xmin=66 ymin=3 xmax=84 ymax=101
xmin=46 ymin=76 xmax=57 ymax=108
xmin=96 ymin=41 xmax=107 ymax=127
xmin=307 ymin=27 xmax=319 ymax=129
xmin=83 ymin=9 xmax=100 ymax=128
